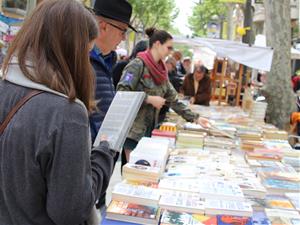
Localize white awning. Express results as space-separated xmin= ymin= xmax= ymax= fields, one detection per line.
xmin=173 ymin=36 xmax=274 ymax=72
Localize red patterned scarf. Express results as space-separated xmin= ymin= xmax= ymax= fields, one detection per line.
xmin=137 ymin=50 xmax=168 ymax=85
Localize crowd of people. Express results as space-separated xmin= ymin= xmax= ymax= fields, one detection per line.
xmin=0 ymin=0 xmax=211 ymax=225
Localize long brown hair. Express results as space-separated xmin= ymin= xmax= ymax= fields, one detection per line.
xmin=2 ymin=0 xmax=98 ymax=111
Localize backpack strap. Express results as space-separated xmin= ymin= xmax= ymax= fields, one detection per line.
xmin=0 ymin=90 xmax=44 ymax=135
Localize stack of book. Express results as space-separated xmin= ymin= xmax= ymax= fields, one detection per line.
xmin=249 ymin=101 xmax=267 ymax=122
xmin=158 ymin=190 xmax=253 ymax=217
xmin=245 ymin=149 xmax=283 ymax=162
xmin=129 ymin=137 xmax=169 ymax=173
xmin=106 ymin=182 xmax=161 ymax=224
xmin=258 ymin=170 xmax=300 ymax=195
xmin=204 ymin=136 xmax=237 ymax=151
xmin=240 ymin=140 xmax=265 ymax=151
xmin=282 ymin=150 xmax=300 ymax=172
xmin=263 ymin=130 xmax=289 ymax=140
xmin=237 ymin=129 xmax=263 ymax=141
xmin=265 ymin=208 xmax=300 ymax=224
xmin=122 ymin=163 xmax=161 ymax=183
xmin=106 ymin=200 xmax=160 ymax=225
xmin=151 ymin=129 xmax=176 ymax=148
xmin=111 ymin=182 xmax=161 ymax=206
xmin=176 ymin=130 xmax=205 ymax=148
xmin=209 ymin=123 xmax=237 ymax=138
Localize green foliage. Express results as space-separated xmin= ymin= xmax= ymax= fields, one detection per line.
xmin=188 ymin=0 xmax=226 ymax=37
xmin=128 ymin=0 xmax=179 ymax=32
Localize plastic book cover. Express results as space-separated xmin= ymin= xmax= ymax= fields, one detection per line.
xmin=160 ymin=210 xmax=217 ymax=225
xmin=217 ymin=215 xmax=253 ymax=225
xmin=93 ymin=91 xmax=145 ymax=151
xmin=252 ymin=211 xmax=271 ymax=225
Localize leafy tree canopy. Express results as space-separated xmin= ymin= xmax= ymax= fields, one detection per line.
xmin=188 ymin=0 xmax=226 ymax=37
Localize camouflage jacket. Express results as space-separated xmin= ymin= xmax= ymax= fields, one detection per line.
xmin=117 ymin=58 xmax=199 ymax=142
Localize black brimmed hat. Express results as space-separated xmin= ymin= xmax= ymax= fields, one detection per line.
xmin=93 ymin=0 xmax=137 ymax=32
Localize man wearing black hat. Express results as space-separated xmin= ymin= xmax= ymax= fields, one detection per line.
xmin=89 ymin=0 xmax=136 ymax=209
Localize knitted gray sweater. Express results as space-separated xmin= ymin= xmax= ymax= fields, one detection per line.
xmin=0 ymin=78 xmax=115 ymax=225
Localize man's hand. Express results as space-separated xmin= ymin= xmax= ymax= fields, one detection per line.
xmin=190 ymin=97 xmax=195 ymax=104
xmin=146 ymin=96 xmax=166 ymax=110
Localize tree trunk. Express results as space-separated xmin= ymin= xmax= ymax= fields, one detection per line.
xmin=242 ymin=0 xmax=254 ymax=44
xmin=264 ymin=0 xmax=296 ymax=129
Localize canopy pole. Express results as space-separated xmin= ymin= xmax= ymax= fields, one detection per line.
xmin=236 ymin=64 xmax=244 ymax=106
xmin=219 ymin=59 xmax=227 ymax=105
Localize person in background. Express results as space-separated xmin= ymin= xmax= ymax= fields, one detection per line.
xmin=116 ymin=48 xmax=128 ymax=61
xmin=173 ymin=50 xmax=186 ymax=77
xmin=117 ymin=27 xmax=210 ymax=165
xmin=183 ymin=56 xmax=192 ymax=74
xmin=112 ymin=39 xmax=148 ymax=88
xmin=165 ymin=56 xmax=182 ymax=92
xmin=182 ymin=64 xmax=211 ymax=106
xmin=89 ymin=0 xmax=136 ymax=209
xmin=89 ymin=0 xmax=136 ymax=143
xmin=0 ymin=1 xmax=115 ymax=225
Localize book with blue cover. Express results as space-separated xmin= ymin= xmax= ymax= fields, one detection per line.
xmin=263 ymin=179 xmax=300 ymax=193
xmin=252 ymin=211 xmax=271 ymax=225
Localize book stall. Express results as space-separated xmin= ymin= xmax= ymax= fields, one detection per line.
xmin=100 ymin=39 xmax=300 ymax=225
xmin=102 ymin=105 xmax=300 ymax=225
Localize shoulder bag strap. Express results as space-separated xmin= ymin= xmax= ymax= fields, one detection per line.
xmin=0 ymin=90 xmax=44 ymax=135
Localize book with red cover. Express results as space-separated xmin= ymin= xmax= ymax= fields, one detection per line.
xmin=151 ymin=129 xmax=176 ymax=138
xmin=217 ymin=215 xmax=253 ymax=225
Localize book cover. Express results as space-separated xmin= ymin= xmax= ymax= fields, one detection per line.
xmin=217 ymin=215 xmax=253 ymax=225
xmin=205 ymin=199 xmax=253 ymax=217
xmin=158 ymin=178 xmax=200 ymax=193
xmin=112 ymin=183 xmax=160 ymax=206
xmin=106 ymin=201 xmax=159 ymax=225
xmin=198 ymin=180 xmax=244 ymax=201
xmin=263 ymin=179 xmax=300 ymax=192
xmin=266 ymin=195 xmax=295 ymax=210
xmin=159 ymin=191 xmax=205 ymax=214
xmin=160 ymin=210 xmax=217 ymax=225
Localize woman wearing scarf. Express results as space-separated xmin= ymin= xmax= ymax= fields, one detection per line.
xmin=117 ymin=27 xmax=209 ymax=164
